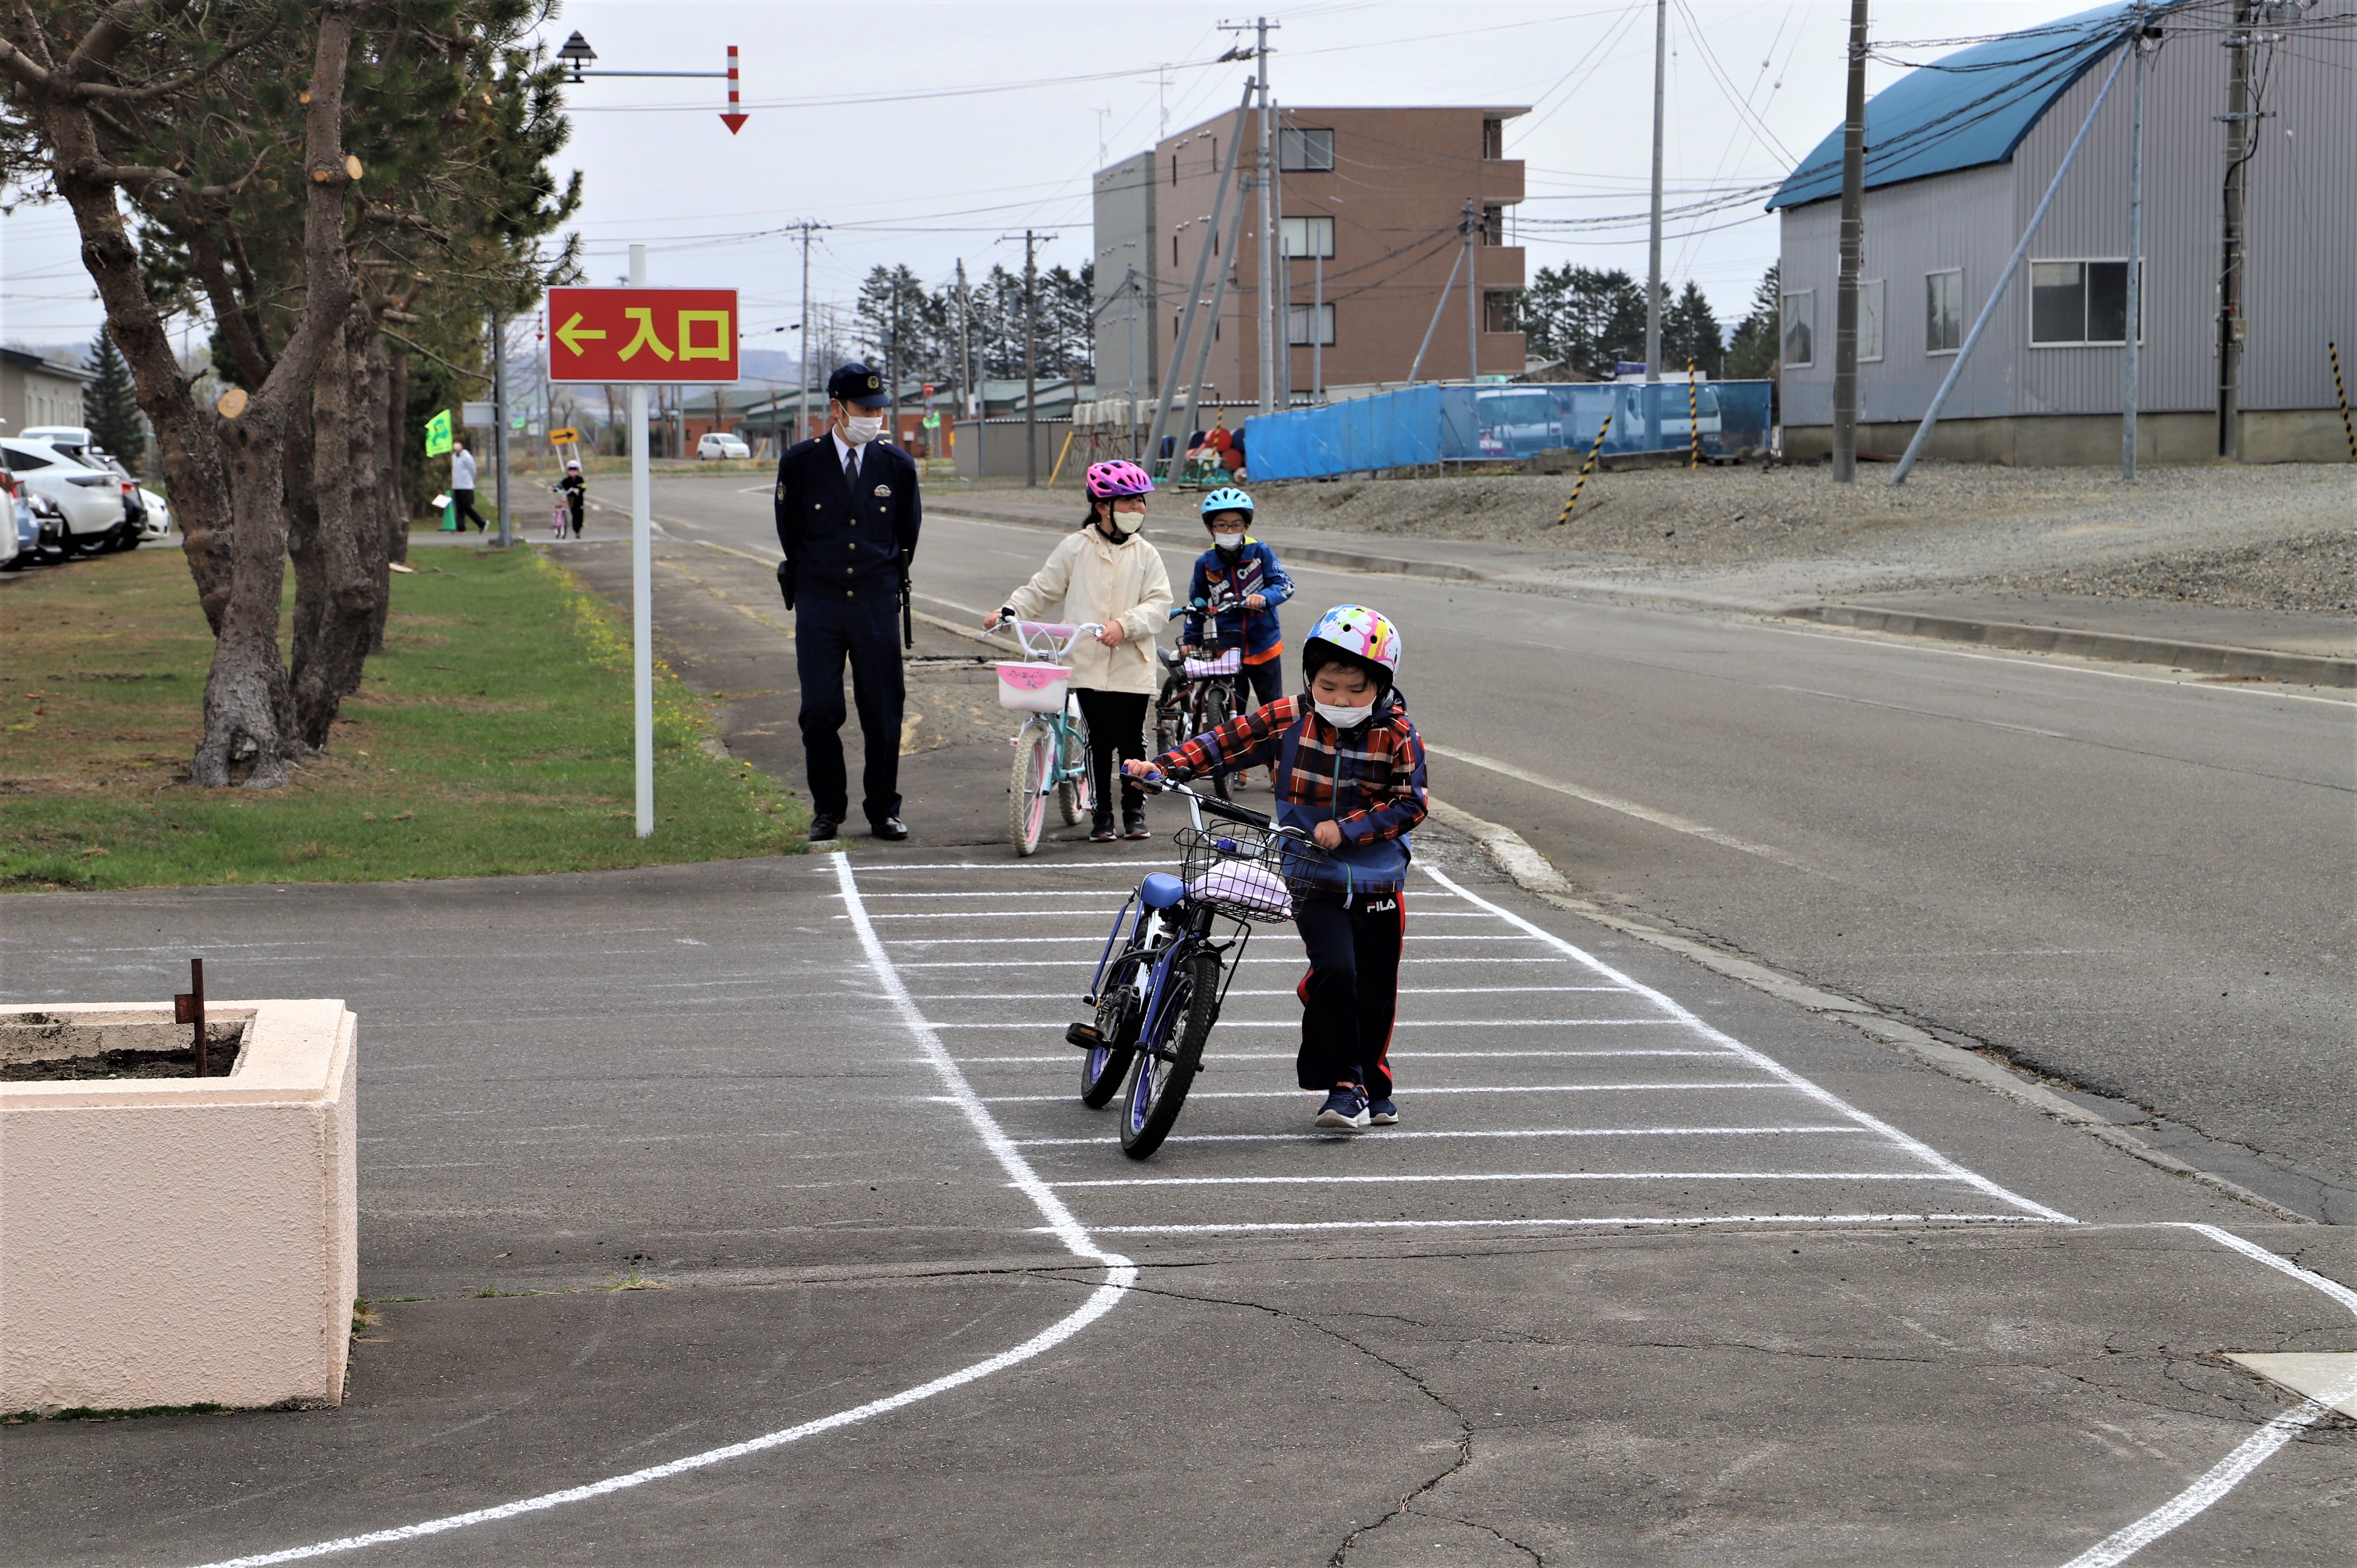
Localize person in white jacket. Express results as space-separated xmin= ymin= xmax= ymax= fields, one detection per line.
xmin=986 ymin=460 xmax=1173 ymax=840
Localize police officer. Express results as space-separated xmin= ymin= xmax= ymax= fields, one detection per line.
xmin=774 ymin=362 xmax=920 ymax=841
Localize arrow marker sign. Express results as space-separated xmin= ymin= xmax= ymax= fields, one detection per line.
xmin=546 ymin=287 xmax=739 ymax=384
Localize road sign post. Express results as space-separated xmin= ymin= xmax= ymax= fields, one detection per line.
xmin=547 ymin=269 xmax=740 ymax=838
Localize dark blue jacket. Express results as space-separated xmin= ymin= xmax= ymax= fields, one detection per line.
xmin=773 ymin=435 xmax=921 ymax=608
xmin=1183 ymin=538 xmax=1294 ymax=660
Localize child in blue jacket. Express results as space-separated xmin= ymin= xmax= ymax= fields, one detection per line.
xmin=1182 ymin=487 xmax=1294 ymax=711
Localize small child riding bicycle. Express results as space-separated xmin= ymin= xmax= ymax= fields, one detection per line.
xmin=1131 ymin=604 xmax=1427 ymax=1130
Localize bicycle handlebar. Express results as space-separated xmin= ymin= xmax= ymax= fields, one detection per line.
xmin=1133 ymin=770 xmax=1311 ymax=838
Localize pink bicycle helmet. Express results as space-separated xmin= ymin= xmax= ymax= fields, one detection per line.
xmin=1084 ymin=459 xmax=1156 ymax=500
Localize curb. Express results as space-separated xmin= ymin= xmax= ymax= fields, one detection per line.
xmin=1422 ymin=797 xmax=2316 ymax=1225
xmin=1784 ymin=604 xmax=2355 ymax=687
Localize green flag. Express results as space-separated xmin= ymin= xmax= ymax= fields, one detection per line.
xmin=424 ymin=408 xmax=453 ymax=457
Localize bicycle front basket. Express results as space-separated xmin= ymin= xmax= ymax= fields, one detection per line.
xmin=1181 ymin=647 xmax=1242 ymax=679
xmin=1176 ymin=823 xmax=1331 ymax=920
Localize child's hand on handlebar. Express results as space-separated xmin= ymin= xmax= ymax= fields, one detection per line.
xmin=1313 ymin=821 xmax=1345 ymax=850
xmin=1244 ymin=593 xmax=1267 ymax=610
xmin=1122 ymin=760 xmax=1162 ymax=782
xmin=1097 ymin=621 xmax=1126 ymax=647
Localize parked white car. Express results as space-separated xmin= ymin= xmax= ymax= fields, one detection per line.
xmin=0 ymin=437 xmax=148 ymax=552
xmin=19 ymin=427 xmax=168 ymax=539
xmin=697 ymin=431 xmax=751 ymax=461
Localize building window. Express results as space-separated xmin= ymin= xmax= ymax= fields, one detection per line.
xmin=1925 ymin=269 xmax=1964 ymax=355
xmin=1859 ymin=278 xmax=1884 ymax=363
xmin=1278 ymin=127 xmax=1333 ymax=172
xmin=1484 ymin=291 xmax=1514 ymax=334
xmin=1279 ymin=215 xmax=1334 ymax=259
xmin=1780 ymin=289 xmax=1815 ymax=368
xmin=2030 ymin=260 xmax=2137 ymax=345
xmin=1482 ymin=117 xmax=1504 ymax=159
xmin=1482 ymin=204 xmax=1504 ymax=246
xmin=1287 ymin=303 xmax=1335 ymax=346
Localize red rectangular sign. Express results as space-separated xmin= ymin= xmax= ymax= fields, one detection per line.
xmin=546 ymin=287 xmax=739 ymax=384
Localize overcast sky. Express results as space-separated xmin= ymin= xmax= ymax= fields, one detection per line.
xmin=2 ymin=1 xmax=2079 ymax=357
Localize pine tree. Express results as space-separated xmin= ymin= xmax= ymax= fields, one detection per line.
xmin=1663 ymin=282 xmax=1724 ymax=378
xmin=85 ymin=328 xmax=146 ymax=472
xmin=1725 ymin=264 xmax=1782 ymax=381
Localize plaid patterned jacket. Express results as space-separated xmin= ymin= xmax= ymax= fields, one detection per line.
xmin=1155 ymin=692 xmax=1429 ymax=851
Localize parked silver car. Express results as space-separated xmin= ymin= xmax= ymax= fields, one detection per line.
xmin=1 ymin=437 xmax=151 ymax=552
xmin=17 ymin=426 xmax=170 ymax=541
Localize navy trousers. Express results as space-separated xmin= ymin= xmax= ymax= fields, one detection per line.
xmin=1291 ymin=885 xmax=1406 ymax=1098
xmin=795 ymin=590 xmax=904 ymax=824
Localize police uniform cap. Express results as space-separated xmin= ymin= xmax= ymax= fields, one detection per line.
xmin=828 ymin=361 xmax=891 ymax=409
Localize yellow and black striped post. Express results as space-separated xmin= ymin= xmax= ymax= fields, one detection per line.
xmin=1687 ymin=358 xmax=1701 ymax=468
xmin=2332 ymin=342 xmax=2356 ymax=463
xmin=1554 ymin=413 xmax=1613 ymax=526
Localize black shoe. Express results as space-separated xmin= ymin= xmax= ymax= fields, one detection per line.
xmin=807 ymin=816 xmax=840 ymax=841
xmin=869 ymin=817 xmax=909 ymax=841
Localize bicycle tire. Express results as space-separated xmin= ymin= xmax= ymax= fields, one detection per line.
xmin=1057 ymin=707 xmax=1092 ymax=825
xmin=1080 ymin=927 xmax=1150 ymax=1107
xmin=1118 ymin=947 xmax=1221 ymax=1159
xmin=1009 ymin=719 xmax=1054 ymax=856
xmin=1199 ymin=683 xmax=1235 ymax=803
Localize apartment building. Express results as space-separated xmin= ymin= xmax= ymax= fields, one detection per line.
xmin=1095 ymin=104 xmax=1529 ymax=409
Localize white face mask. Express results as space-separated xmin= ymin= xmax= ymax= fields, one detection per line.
xmin=1212 ymin=532 xmax=1245 ymax=553
xmin=1314 ymin=699 xmax=1376 ymax=729
xmin=840 ymin=414 xmax=883 ymax=445
xmin=1105 ymin=507 xmax=1145 ymax=537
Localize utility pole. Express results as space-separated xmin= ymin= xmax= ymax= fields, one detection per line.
xmin=2124 ymin=3 xmax=2150 ymax=480
xmin=1146 ymin=81 xmax=1255 ymax=467
xmin=1465 ymin=198 xmax=1482 ymax=382
xmin=1023 ymin=229 xmax=1040 ymax=485
xmin=1124 ymin=265 xmax=1141 ymax=457
xmin=792 ymin=221 xmax=821 ymax=444
xmin=627 ymin=244 xmax=653 ymax=838
xmin=491 ymin=313 xmax=511 ymax=546
xmin=1256 ymin=18 xmax=1278 ymax=416
xmin=1832 ymin=0 xmax=1869 ymax=483
xmin=1644 ymin=0 xmax=1666 ymax=383
xmin=2216 ymin=1 xmax=2257 ymax=459
xmin=888 ymin=283 xmax=901 ymax=437
xmin=1312 ymin=245 xmax=1324 ymax=402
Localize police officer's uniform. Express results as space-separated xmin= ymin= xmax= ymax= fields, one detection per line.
xmin=773 ymin=363 xmax=921 ymax=838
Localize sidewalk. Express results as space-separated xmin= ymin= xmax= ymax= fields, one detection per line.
xmin=929 ymin=494 xmax=2355 ymax=685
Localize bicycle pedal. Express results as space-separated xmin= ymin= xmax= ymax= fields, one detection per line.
xmin=1065 ymin=1022 xmax=1105 ymax=1050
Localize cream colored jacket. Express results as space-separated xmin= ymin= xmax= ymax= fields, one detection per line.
xmin=1002 ymin=525 xmax=1175 ymax=694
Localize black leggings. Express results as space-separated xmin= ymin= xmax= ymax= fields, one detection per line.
xmin=1240 ymin=653 xmax=1283 ymax=711
xmin=1074 ymin=688 xmax=1148 ymax=823
xmin=1291 ymin=885 xmax=1406 ymax=1098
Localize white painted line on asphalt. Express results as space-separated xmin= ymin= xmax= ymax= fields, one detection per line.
xmin=1070 ymin=1213 xmax=2066 ymax=1235
xmin=831 ymin=859 xmax=1176 ymax=872
xmin=177 ymin=859 xmax=1138 ymax=1568
xmin=885 ymin=933 xmax=1573 ymax=946
xmin=852 ymin=909 xmax=1500 ymax=921
xmin=1014 ymin=1124 xmax=1871 ymax=1146
xmin=1421 ymin=743 xmax=1814 ymax=871
xmin=932 ymin=1018 xmax=1686 ymax=1030
xmin=949 ymin=1050 xmax=1734 ymax=1064
xmin=1053 ymin=1171 xmax=1961 ymax=1189
xmin=2048 ymin=1225 xmax=2357 ymax=1567
xmin=914 ymin=986 xmax=1628 ymax=1000
xmin=1423 ymin=867 xmax=2078 ymax=1226
xmin=971 ymin=1083 xmax=1787 ymax=1102
xmin=893 ymin=956 xmax=1603 ymax=968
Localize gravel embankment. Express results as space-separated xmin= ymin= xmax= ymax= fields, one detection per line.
xmin=1246 ymin=462 xmax=2355 ymax=610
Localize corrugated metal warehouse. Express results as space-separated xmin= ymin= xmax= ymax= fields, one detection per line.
xmin=1771 ymin=0 xmax=2355 ymax=465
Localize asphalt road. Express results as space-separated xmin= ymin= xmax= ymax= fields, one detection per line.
xmin=601 ymin=474 xmax=2354 ymax=1224
xmin=6 ymin=849 xmax=2354 ymax=1566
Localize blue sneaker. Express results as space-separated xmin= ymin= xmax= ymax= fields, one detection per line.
xmin=1367 ymin=1098 xmax=1398 ymax=1126
xmin=1314 ymin=1086 xmax=1371 ymax=1130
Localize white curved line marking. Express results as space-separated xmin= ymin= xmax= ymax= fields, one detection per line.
xmin=2055 ymin=1224 xmax=2357 ymax=1568
xmin=184 ymin=853 xmax=1132 ymax=1568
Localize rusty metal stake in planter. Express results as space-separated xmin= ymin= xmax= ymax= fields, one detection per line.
xmin=1554 ymin=413 xmax=1613 ymax=526
xmin=174 ymin=958 xmax=207 ymax=1076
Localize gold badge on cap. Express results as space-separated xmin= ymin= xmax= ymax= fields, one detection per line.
xmin=866 ymin=374 xmax=879 ymax=389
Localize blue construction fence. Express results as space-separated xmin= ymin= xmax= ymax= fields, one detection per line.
xmin=1240 ymin=381 xmax=1773 ymax=482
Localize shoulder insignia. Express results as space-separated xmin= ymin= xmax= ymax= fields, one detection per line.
xmin=775 ymin=481 xmax=785 ymax=502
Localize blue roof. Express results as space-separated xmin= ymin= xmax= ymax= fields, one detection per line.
xmin=1767 ymin=2 xmax=2170 ymax=211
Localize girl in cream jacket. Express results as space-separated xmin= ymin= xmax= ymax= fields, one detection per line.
xmin=986 ymin=471 xmax=1175 ymax=838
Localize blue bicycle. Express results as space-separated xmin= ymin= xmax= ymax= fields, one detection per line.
xmin=1066 ymin=778 xmax=1330 ymax=1158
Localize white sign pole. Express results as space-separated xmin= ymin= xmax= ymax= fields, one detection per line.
xmin=629 ymin=243 xmax=654 ymax=838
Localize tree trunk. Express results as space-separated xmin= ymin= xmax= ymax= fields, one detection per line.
xmin=367 ymin=333 xmax=398 ymax=651
xmin=192 ymin=1 xmax=361 ymax=786
xmin=290 ymin=299 xmax=384 ymax=748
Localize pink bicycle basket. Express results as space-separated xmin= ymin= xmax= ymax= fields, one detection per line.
xmin=996 ymin=662 xmax=1073 ymax=713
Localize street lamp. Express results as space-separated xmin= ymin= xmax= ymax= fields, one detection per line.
xmin=556 ymin=31 xmax=597 ymax=82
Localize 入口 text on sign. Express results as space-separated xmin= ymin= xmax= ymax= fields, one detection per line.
xmin=546 ymin=287 xmax=740 ymax=384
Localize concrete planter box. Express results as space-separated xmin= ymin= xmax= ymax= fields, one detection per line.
xmin=2 ymin=1000 xmax=358 ymax=1416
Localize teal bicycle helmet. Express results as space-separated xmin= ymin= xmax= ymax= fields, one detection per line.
xmin=1199 ymin=486 xmax=1254 ymax=521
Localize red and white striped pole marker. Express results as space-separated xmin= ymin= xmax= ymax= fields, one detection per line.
xmin=720 ymin=46 xmax=747 ymax=134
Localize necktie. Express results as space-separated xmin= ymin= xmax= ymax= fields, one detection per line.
xmin=843 ymin=447 xmax=858 ymax=488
